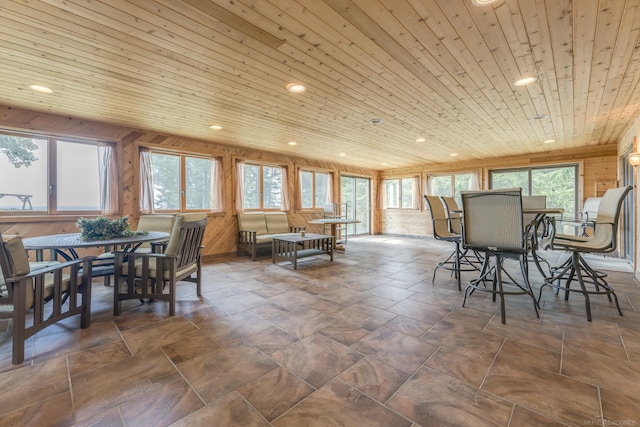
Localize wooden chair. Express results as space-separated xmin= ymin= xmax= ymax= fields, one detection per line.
xmin=94 ymin=214 xmax=177 ymax=286
xmin=0 ymin=231 xmax=93 ymax=364
xmin=113 ymin=216 xmax=207 ymax=316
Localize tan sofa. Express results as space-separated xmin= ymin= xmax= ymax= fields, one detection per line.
xmin=237 ymin=212 xmax=305 ymax=261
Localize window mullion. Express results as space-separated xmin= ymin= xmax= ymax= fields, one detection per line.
xmin=49 ymin=138 xmax=57 ymax=215
xmin=180 ymin=155 xmax=187 ymax=211
xmin=259 ymin=165 xmax=264 ymax=210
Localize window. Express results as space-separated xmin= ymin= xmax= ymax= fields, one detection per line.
xmin=429 ymin=172 xmax=477 ymax=205
xmin=489 ymin=164 xmax=577 ymax=216
xmin=300 ymin=170 xmax=331 ymax=209
xmin=384 ymin=177 xmax=418 ymax=209
xmin=140 ymin=149 xmax=223 ymax=212
xmin=0 ymin=132 xmax=116 ymax=214
xmin=236 ymin=161 xmax=289 ymax=211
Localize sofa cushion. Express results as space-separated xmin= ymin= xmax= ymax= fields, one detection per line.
xmin=238 ymin=212 xmax=269 ymax=236
xmin=265 ymin=212 xmax=290 ymax=234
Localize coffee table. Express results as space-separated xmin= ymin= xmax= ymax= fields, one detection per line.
xmin=271 ymin=233 xmax=334 ymax=269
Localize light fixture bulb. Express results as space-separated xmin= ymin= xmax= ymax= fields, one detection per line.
xmin=515 ymin=77 xmax=537 ymax=86
xmin=472 ymin=0 xmax=500 ymax=6
xmin=286 ymin=83 xmax=306 ymax=93
xmin=28 ymin=84 xmax=54 ymax=94
xmin=209 ymin=125 xmax=222 ymax=130
xmin=629 ymin=152 xmax=640 ymax=167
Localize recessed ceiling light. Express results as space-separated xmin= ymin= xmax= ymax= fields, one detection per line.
xmin=286 ymin=83 xmax=306 ymax=93
xmin=28 ymin=84 xmax=54 ymax=94
xmin=514 ymin=77 xmax=537 ymax=86
xmin=381 ymin=162 xmax=388 ymax=165
xmin=450 ymin=153 xmax=459 ymax=157
xmin=369 ymin=118 xmax=383 ymax=125
xmin=209 ymin=125 xmax=222 ymax=130
xmin=416 ymin=137 xmax=426 ymax=142
xmin=543 ymin=139 xmax=555 ymax=144
xmin=288 ymin=141 xmax=297 ymax=145
xmin=339 ymin=153 xmax=346 ymax=157
xmin=472 ymin=0 xmax=500 ymax=6
xmin=532 ymin=114 xmax=547 ymax=120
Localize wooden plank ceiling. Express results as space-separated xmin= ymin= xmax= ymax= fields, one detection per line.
xmin=0 ymin=0 xmax=638 ymax=169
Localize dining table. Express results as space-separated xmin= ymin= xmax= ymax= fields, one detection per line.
xmin=452 ymin=206 xmax=563 ymax=280
xmin=23 ymin=231 xmax=171 ymax=262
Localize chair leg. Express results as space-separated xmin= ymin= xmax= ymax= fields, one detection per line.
xmin=540 ymin=251 xmax=622 ymax=321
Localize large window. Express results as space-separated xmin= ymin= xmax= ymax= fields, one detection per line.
xmin=429 ymin=172 xmax=477 ymax=205
xmin=237 ymin=162 xmax=288 ymax=211
xmin=384 ymin=177 xmax=417 ymax=209
xmin=0 ymin=132 xmax=116 ymax=214
xmin=300 ymin=170 xmax=331 ymax=209
xmin=141 ymin=149 xmax=223 ymax=212
xmin=490 ymin=164 xmax=578 ymax=215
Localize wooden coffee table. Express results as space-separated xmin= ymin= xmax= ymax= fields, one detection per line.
xmin=271 ymin=233 xmax=334 ymax=269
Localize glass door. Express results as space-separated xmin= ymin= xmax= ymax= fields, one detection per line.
xmin=340 ymin=175 xmax=371 ymax=236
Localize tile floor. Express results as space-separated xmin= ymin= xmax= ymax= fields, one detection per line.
xmin=1 ymin=235 xmax=640 ymax=426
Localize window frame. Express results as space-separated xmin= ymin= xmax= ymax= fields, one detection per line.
xmin=241 ymin=161 xmax=285 ymax=211
xmin=384 ymin=176 xmax=417 ymax=209
xmin=299 ymin=168 xmax=332 ymax=210
xmin=145 ymin=148 xmax=220 ymax=213
xmin=428 ymin=171 xmax=478 ymax=206
xmin=489 ymin=163 xmax=579 ymax=214
xmin=0 ymin=130 xmax=116 ymax=216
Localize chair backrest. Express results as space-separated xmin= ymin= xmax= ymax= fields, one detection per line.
xmin=265 ymin=212 xmax=290 ymax=234
xmin=440 ymin=196 xmax=462 ymax=234
xmin=522 ymin=195 xmax=547 ymax=226
xmin=424 ymin=195 xmax=455 ymax=240
xmin=237 ymin=212 xmax=268 ymax=235
xmin=582 ymin=197 xmax=602 ymax=220
xmin=590 ymin=187 xmax=631 ymax=251
xmin=461 ymin=188 xmax=525 ymax=252
xmin=164 ymin=217 xmax=207 ymax=269
xmin=0 ymin=232 xmax=35 ymax=311
xmin=136 ymin=214 xmax=177 ymax=249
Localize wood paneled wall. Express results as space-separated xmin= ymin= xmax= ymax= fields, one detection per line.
xmin=379 ymin=145 xmax=619 ymax=238
xmin=0 ymin=104 xmax=623 ymax=262
xmin=0 ymin=105 xmax=378 ymax=261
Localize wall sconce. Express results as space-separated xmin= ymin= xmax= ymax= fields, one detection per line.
xmin=629 ymin=152 xmax=640 ymax=167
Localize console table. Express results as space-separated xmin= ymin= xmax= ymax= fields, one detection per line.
xmin=271 ymin=233 xmax=334 ymax=269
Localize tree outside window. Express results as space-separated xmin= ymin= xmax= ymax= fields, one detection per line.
xmin=300 ymin=170 xmax=331 ymax=209
xmin=242 ymin=163 xmax=283 ymax=210
xmin=490 ymin=165 xmax=577 ymax=216
xmin=429 ymin=173 xmax=475 ymax=206
xmin=385 ymin=177 xmax=415 ymax=209
xmin=149 ymin=151 xmax=218 ymax=212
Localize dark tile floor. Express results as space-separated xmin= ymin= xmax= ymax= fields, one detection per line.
xmin=1 ymin=235 xmax=640 ymax=426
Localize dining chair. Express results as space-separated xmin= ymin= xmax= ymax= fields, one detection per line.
xmin=440 ymin=196 xmax=462 ymax=235
xmin=94 ymin=214 xmax=177 ymax=286
xmin=558 ymin=196 xmax=602 ymax=237
xmin=461 ymin=188 xmax=539 ymax=324
xmin=424 ymin=195 xmax=479 ymax=291
xmin=113 ymin=215 xmax=207 ymax=316
xmin=539 ymin=186 xmax=631 ymax=321
xmin=0 ymin=231 xmax=93 ymax=364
